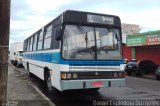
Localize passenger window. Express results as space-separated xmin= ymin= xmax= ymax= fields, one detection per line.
xmin=27 ymin=39 xmax=30 ymax=51
xmin=44 ymin=25 xmax=52 ymax=49
xmin=30 ymin=37 xmax=33 ymax=51
xmin=37 ymin=30 xmax=44 ymax=50
xmin=24 ymin=40 xmax=27 ymax=52
xmin=33 ymin=34 xmax=38 ymax=51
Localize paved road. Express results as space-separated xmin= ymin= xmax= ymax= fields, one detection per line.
xmin=126 ymin=76 xmax=160 ymax=93
xmin=15 ymin=67 xmax=160 ymax=106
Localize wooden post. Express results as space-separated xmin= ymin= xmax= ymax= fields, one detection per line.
xmin=0 ymin=0 xmax=10 ymax=104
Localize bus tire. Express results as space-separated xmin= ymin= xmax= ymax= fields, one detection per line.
xmin=46 ymin=75 xmax=54 ymax=93
xmin=44 ymin=69 xmax=54 ymax=93
xmin=27 ymin=62 xmax=32 ymax=77
xmin=14 ymin=61 xmax=18 ymax=66
xmin=16 ymin=63 xmax=20 ymax=68
xmin=44 ymin=69 xmax=61 ymax=95
xmin=11 ymin=60 xmax=14 ymax=64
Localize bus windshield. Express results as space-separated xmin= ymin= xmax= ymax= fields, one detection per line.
xmin=62 ymin=25 xmax=122 ymax=60
xmin=19 ymin=51 xmax=23 ymax=57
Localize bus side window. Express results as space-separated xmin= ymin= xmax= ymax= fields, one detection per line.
xmin=33 ymin=33 xmax=38 ymax=51
xmin=51 ymin=26 xmax=60 ymax=49
xmin=55 ymin=25 xmax=62 ymax=40
xmin=27 ymin=39 xmax=30 ymax=52
xmin=37 ymin=30 xmax=44 ymax=50
xmin=23 ymin=40 xmax=27 ymax=52
xmin=30 ymin=37 xmax=33 ymax=51
xmin=44 ymin=24 xmax=52 ymax=49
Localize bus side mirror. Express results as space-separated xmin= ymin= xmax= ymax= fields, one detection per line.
xmin=55 ymin=26 xmax=62 ymax=40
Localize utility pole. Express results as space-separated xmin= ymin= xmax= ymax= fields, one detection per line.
xmin=0 ymin=0 xmax=10 ymax=104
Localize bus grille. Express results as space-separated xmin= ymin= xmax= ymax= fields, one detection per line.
xmin=69 ymin=66 xmax=120 ymax=71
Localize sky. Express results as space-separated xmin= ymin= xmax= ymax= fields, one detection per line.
xmin=10 ymin=0 xmax=160 ymax=43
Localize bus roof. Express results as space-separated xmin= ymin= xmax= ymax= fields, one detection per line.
xmin=25 ymin=10 xmax=121 ymax=41
xmin=50 ymin=10 xmax=121 ymax=27
xmin=62 ymin=10 xmax=121 ymax=26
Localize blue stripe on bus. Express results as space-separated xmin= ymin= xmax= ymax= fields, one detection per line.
xmin=23 ymin=53 xmax=53 ymax=63
xmin=23 ymin=52 xmax=124 ymax=66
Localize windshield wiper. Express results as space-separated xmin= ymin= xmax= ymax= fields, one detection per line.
xmin=76 ymin=25 xmax=95 ymax=54
xmin=76 ymin=25 xmax=83 ymax=34
xmin=76 ymin=25 xmax=88 ymax=48
xmin=111 ymin=29 xmax=120 ymax=41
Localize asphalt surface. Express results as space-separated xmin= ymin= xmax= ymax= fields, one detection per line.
xmin=7 ymin=65 xmax=160 ymax=106
xmin=126 ymin=76 xmax=160 ymax=93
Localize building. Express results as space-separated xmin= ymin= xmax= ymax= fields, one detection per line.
xmin=126 ymin=30 xmax=160 ymax=64
xmin=121 ymin=23 xmax=140 ymax=44
xmin=122 ymin=23 xmax=140 ymax=35
xmin=121 ymin=23 xmax=140 ymax=60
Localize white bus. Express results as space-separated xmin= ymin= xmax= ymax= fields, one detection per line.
xmin=10 ymin=42 xmax=23 ymax=67
xmin=23 ymin=10 xmax=125 ymax=93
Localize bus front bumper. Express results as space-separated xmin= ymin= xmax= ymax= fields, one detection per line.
xmin=61 ymin=78 xmax=125 ymax=91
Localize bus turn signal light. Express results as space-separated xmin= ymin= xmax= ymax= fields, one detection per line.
xmin=61 ymin=73 xmax=66 ymax=79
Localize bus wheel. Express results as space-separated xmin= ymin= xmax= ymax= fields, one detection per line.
xmin=11 ymin=60 xmax=14 ymax=64
xmin=27 ymin=69 xmax=32 ymax=77
xmin=27 ymin=63 xmax=32 ymax=77
xmin=16 ymin=63 xmax=20 ymax=68
xmin=46 ymin=75 xmax=54 ymax=93
xmin=46 ymin=73 xmax=61 ymax=95
xmin=45 ymin=69 xmax=61 ymax=94
xmin=14 ymin=61 xmax=18 ymax=66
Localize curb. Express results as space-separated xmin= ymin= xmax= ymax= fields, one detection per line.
xmin=31 ymin=84 xmax=55 ymax=106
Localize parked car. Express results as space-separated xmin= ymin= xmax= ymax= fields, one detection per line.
xmin=125 ymin=59 xmax=158 ymax=76
xmin=155 ymin=66 xmax=160 ymax=80
xmin=125 ymin=59 xmax=141 ymax=76
xmin=138 ymin=60 xmax=158 ymax=74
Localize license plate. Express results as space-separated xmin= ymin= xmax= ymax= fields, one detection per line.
xmin=91 ymin=81 xmax=103 ymax=87
xmin=128 ymin=66 xmax=132 ymax=68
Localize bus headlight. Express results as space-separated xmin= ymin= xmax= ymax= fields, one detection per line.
xmin=119 ymin=72 xmax=125 ymax=78
xmin=73 ymin=73 xmax=78 ymax=78
xmin=113 ymin=73 xmax=118 ymax=78
xmin=122 ymin=72 xmax=125 ymax=77
xmin=113 ymin=72 xmax=125 ymax=78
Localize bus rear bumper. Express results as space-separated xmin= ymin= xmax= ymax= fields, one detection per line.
xmin=61 ymin=79 xmax=125 ymax=91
